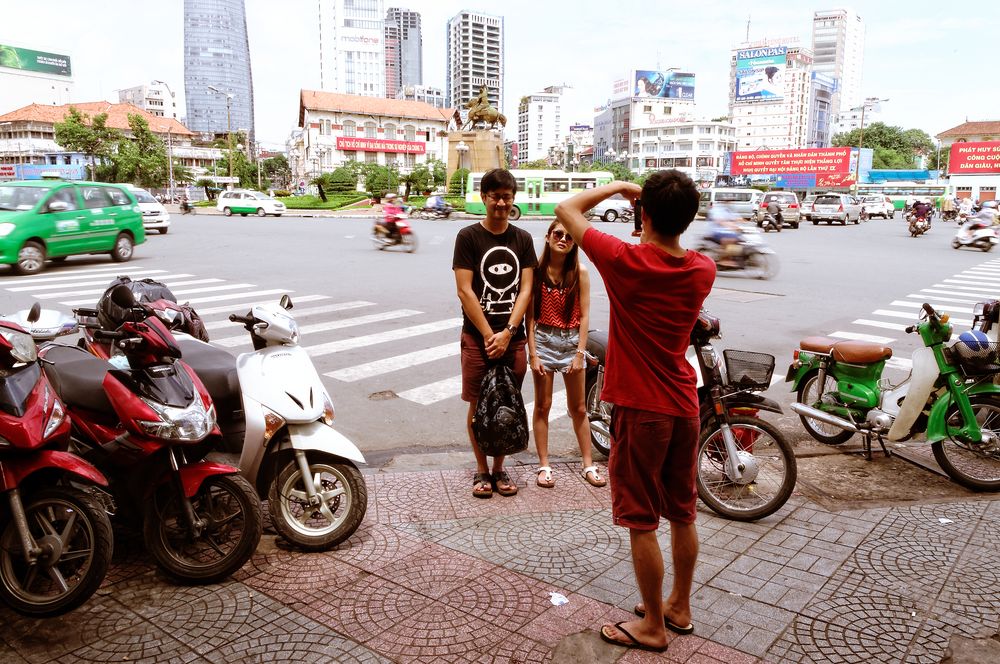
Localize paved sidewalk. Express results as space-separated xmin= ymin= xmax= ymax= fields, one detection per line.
xmin=2 ymin=461 xmax=998 ymax=663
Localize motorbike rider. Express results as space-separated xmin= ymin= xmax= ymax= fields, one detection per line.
xmin=911 ymin=198 xmax=933 ymax=226
xmin=425 ymin=191 xmax=449 ymax=215
xmin=704 ymin=204 xmax=743 ymax=267
xmin=379 ymin=193 xmax=404 ymax=236
xmin=180 ymin=196 xmax=192 ymax=214
xmin=959 ymin=197 xmax=974 ymax=217
xmin=764 ymin=199 xmax=783 ymax=229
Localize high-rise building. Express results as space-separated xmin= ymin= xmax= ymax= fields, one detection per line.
xmin=517 ymin=87 xmax=561 ymax=163
xmin=183 ymin=0 xmax=255 ymax=142
xmin=446 ymin=11 xmax=503 ymax=118
xmin=807 ymin=72 xmax=838 ymax=147
xmin=118 ymin=81 xmax=179 ymax=119
xmin=384 ymin=8 xmax=421 ymax=99
xmin=318 ymin=0 xmax=385 ymax=97
xmin=395 ymin=84 xmax=445 ymax=109
xmin=811 ymin=8 xmax=865 ymax=120
xmin=728 ymin=40 xmax=814 ymax=150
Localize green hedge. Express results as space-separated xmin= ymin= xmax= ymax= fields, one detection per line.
xmin=276 ymin=194 xmax=368 ymax=210
xmin=403 ymin=196 xmax=466 ymax=211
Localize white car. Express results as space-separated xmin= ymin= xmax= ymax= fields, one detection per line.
xmin=123 ymin=185 xmax=170 ymax=234
xmin=861 ymin=195 xmax=894 ymax=219
xmin=216 ymin=189 xmax=286 ymax=217
xmin=586 ymin=194 xmax=631 ymax=222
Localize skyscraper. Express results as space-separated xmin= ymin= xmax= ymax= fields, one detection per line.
xmin=385 ymin=8 xmax=422 ymax=98
xmin=811 ymin=8 xmax=866 ymax=121
xmin=446 ymin=11 xmax=503 ymax=117
xmin=183 ymin=0 xmax=255 ymax=141
xmin=318 ymin=0 xmax=386 ymax=97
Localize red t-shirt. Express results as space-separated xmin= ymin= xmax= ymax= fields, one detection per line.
xmin=582 ymin=228 xmax=716 ymax=417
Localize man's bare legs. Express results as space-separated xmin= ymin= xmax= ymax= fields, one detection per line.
xmin=601 ymin=529 xmax=667 ymax=647
xmin=632 ymin=520 xmax=699 ymax=629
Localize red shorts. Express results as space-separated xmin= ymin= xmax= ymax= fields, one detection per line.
xmin=460 ymin=331 xmax=527 ymax=402
xmin=608 ymin=406 xmax=700 ymax=529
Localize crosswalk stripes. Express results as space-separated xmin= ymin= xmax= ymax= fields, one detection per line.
xmin=212 ymin=309 xmax=424 ymax=347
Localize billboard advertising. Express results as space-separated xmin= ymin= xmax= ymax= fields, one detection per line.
xmin=948 ymin=141 xmax=1000 ymax=175
xmin=634 ymin=70 xmax=695 ymax=100
xmin=729 ymin=147 xmax=852 ymax=176
xmin=0 ymin=44 xmax=71 ymax=77
xmin=735 ymin=46 xmax=786 ymax=102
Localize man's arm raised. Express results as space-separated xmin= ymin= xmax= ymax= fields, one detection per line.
xmin=555 ymin=181 xmax=642 ymax=246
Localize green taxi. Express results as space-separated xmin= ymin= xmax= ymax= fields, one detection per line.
xmin=0 ymin=180 xmax=146 ymax=275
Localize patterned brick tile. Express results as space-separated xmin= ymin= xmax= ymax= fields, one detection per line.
xmin=440 ymin=562 xmax=560 ymax=632
xmin=61 ymin=622 xmax=204 ymax=664
xmin=372 ymin=471 xmax=457 ymax=523
xmin=471 ymin=631 xmax=552 ymax=663
xmin=98 ymin=572 xmax=234 ymax=620
xmin=366 ymin=601 xmax=512 ymax=663
xmin=326 ymin=522 xmax=427 ymax=573
xmin=378 ymin=542 xmax=498 ymax=599
xmin=100 ymin=527 xmax=156 ymax=587
xmin=238 ymin=550 xmax=368 ymax=603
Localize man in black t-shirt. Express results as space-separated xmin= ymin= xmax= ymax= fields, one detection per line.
xmin=453 ymin=168 xmax=537 ymax=499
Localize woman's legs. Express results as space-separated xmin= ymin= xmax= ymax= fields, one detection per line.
xmin=532 ymin=369 xmax=555 ymax=474
xmin=564 ymin=369 xmax=593 ymax=467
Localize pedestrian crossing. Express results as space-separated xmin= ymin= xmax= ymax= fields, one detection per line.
xmin=0 ymin=265 xmax=573 ymax=424
xmin=822 ymin=257 xmax=1000 ymax=373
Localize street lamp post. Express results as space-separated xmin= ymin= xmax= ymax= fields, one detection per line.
xmin=851 ymin=97 xmax=889 ymax=193
xmin=207 ymin=86 xmax=234 ymax=187
xmin=455 ymin=140 xmax=469 ymax=172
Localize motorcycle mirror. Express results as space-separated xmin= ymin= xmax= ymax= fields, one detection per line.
xmin=27 ymin=302 xmax=41 ymax=324
xmin=110 ymin=284 xmax=137 ymax=308
xmin=280 ymin=294 xmax=293 ymax=310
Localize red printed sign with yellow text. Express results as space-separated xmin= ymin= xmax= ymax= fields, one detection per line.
xmin=730 ymin=147 xmax=852 ymax=175
xmin=335 ymin=137 xmax=426 ymax=154
xmin=948 ymin=141 xmax=1000 ymax=175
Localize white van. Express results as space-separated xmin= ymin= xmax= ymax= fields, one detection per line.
xmin=697 ymin=188 xmax=764 ymax=220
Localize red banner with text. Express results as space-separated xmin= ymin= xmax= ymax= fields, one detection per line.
xmin=730 ymin=147 xmax=852 ymax=175
xmin=335 ymin=137 xmax=426 ymax=154
xmin=948 ymin=141 xmax=1000 ymax=175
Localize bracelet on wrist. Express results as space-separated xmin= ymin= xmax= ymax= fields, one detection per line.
xmin=575 ymin=350 xmax=585 ymax=356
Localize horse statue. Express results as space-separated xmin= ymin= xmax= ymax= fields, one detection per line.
xmin=463 ymin=86 xmax=506 ymax=131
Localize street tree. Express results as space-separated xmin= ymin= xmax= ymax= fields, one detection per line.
xmin=426 ymin=156 xmax=447 ymax=189
xmin=53 ymin=107 xmax=121 ymax=180
xmin=195 ymin=177 xmax=217 ymax=200
xmin=114 ymin=114 xmax=169 ymax=189
xmin=832 ymin=122 xmax=936 ymax=169
xmin=402 ymin=162 xmax=432 ymax=199
xmin=518 ymin=159 xmax=554 ymax=170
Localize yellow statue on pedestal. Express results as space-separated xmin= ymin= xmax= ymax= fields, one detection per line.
xmin=463 ymin=86 xmax=506 ymax=130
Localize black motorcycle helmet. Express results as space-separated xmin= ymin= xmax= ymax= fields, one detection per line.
xmin=690 ymin=309 xmax=721 ymax=344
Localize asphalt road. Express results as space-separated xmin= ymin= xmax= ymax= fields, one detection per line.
xmin=1 ymin=211 xmax=995 ymax=465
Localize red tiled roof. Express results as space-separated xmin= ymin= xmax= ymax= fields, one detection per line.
xmin=0 ymin=102 xmax=194 ymax=136
xmin=298 ymin=89 xmax=456 ymax=126
xmin=936 ymin=121 xmax=1000 ymax=139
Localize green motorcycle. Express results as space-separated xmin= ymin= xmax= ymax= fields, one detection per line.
xmin=786 ymin=303 xmax=1000 ymax=491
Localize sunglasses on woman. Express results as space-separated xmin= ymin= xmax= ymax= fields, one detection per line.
xmin=549 ymin=230 xmax=573 ymax=243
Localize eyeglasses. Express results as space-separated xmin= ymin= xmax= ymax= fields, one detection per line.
xmin=486 ymin=193 xmax=514 ymax=203
xmin=550 ymin=230 xmax=573 ymax=243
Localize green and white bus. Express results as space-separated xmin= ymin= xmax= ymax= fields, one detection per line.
xmin=855 ymin=182 xmax=949 ymax=210
xmin=465 ymin=169 xmax=614 ymax=219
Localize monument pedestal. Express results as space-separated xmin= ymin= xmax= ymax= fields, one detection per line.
xmin=447 ymin=131 xmax=504 ymax=183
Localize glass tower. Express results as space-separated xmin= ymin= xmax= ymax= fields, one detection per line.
xmin=183 ymin=0 xmax=255 ymax=142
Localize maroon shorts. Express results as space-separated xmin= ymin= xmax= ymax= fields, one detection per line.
xmin=608 ymin=406 xmax=700 ymax=529
xmin=460 ymin=331 xmax=527 ymax=402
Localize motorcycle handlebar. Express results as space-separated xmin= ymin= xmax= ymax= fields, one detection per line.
xmin=92 ymin=329 xmax=124 ymax=342
xmin=905 ymin=325 xmax=916 ymax=334
xmin=228 ymin=314 xmax=254 ymax=325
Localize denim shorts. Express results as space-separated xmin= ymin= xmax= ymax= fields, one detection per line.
xmin=534 ymin=324 xmax=580 ymax=373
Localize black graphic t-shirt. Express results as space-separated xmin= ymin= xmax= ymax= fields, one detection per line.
xmin=453 ymin=222 xmax=538 ymax=339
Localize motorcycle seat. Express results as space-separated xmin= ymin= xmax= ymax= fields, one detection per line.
xmin=800 ymin=336 xmax=840 ymax=353
xmin=831 ymin=341 xmax=893 ymax=363
xmin=41 ymin=345 xmax=114 ymax=414
xmin=175 ymin=338 xmax=241 ymax=408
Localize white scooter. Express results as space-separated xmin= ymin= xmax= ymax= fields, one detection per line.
xmin=161 ymin=296 xmax=368 ymax=552
xmin=952 ymin=218 xmax=998 ymax=252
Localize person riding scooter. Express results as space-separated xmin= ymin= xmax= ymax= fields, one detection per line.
xmin=180 ymin=196 xmax=194 ymax=214
xmin=378 ymin=193 xmax=404 ymax=237
xmin=912 ymin=198 xmax=933 ymax=226
xmin=764 ymin=199 xmax=783 ymax=229
xmin=704 ymin=204 xmax=744 ymax=267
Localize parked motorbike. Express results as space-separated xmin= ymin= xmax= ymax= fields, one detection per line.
xmin=372 ymin=215 xmax=417 ymax=252
xmin=418 ymin=205 xmax=453 ymax=220
xmin=79 ymin=294 xmax=369 ymax=552
xmin=41 ymin=286 xmax=262 ymax=584
xmin=787 ymin=303 xmax=1000 ymax=491
xmin=0 ymin=305 xmax=114 ymax=617
xmin=952 ymin=218 xmax=998 ymax=252
xmin=585 ymin=311 xmax=796 ymax=521
xmin=694 ymin=226 xmax=779 ymax=279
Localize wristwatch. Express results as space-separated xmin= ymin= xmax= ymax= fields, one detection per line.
xmin=505 ymin=324 xmax=517 ymax=335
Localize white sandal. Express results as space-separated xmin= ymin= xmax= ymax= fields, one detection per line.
xmin=536 ymin=466 xmax=555 ymax=488
xmin=581 ymin=465 xmax=607 ymax=487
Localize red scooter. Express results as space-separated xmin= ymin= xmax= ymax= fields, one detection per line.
xmin=371 ymin=213 xmax=417 ymax=252
xmin=0 ymin=305 xmax=114 ymax=616
xmin=40 ymin=287 xmax=262 ymax=585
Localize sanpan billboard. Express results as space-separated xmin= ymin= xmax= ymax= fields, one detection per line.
xmin=634 ymin=70 xmax=695 ymax=101
xmin=0 ymin=44 xmax=71 ymax=77
xmin=735 ymin=46 xmax=786 ymax=102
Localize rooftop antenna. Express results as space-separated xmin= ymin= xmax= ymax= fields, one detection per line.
xmin=746 ymin=15 xmax=751 ymax=41
xmin=656 ymin=49 xmax=661 ymax=70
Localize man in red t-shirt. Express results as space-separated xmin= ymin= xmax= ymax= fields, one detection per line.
xmin=556 ymin=170 xmax=716 ymax=653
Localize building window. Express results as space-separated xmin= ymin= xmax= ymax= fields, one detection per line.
xmin=343 ymin=121 xmax=356 ymax=137
xmin=343 ymin=151 xmax=357 ymax=162
xmin=365 ymin=152 xmax=377 ymax=163
xmin=404 ymin=125 xmax=416 ymax=141
xmin=365 ymin=122 xmax=377 ymax=139
xmin=405 ymin=153 xmax=416 ymax=168
xmin=384 ymin=123 xmax=396 ymax=138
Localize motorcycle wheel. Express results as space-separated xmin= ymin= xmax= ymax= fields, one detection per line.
xmin=144 ymin=474 xmax=262 ymax=585
xmin=746 ymin=252 xmax=778 ymax=280
xmin=404 ymin=234 xmax=418 ymax=253
xmin=933 ymin=394 xmax=1000 ymax=491
xmin=978 ymin=239 xmax=992 ymax=252
xmin=371 ymin=232 xmax=386 ymax=250
xmin=952 ymin=239 xmax=961 ymax=249
xmin=696 ymin=416 xmax=797 ymax=521
xmin=585 ymin=373 xmax=612 ymax=458
xmin=0 ymin=487 xmax=113 ymax=617
xmin=796 ymin=372 xmax=854 ymax=445
xmin=268 ymin=453 xmax=368 ymax=551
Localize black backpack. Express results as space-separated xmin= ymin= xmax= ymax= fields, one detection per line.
xmin=97 ymin=276 xmax=177 ymax=330
xmin=472 ymin=363 xmax=529 ymax=457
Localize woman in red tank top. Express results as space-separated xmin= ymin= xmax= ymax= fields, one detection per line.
xmin=526 ymin=221 xmax=605 ymax=488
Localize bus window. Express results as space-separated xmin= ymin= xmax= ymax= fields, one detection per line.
xmin=471 ymin=176 xmax=482 ymax=192
xmin=514 ymin=178 xmax=525 ymax=192
xmin=570 ymin=177 xmax=597 ymax=190
xmin=544 ymin=179 xmax=570 ymax=193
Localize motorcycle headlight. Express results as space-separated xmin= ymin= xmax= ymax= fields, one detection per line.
xmin=0 ymin=327 xmax=37 ymax=363
xmin=136 ymin=392 xmax=216 ymax=441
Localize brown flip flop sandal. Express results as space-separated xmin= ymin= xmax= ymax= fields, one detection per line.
xmin=472 ymin=472 xmax=493 ymax=499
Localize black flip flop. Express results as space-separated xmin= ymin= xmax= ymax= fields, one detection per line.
xmin=633 ymin=605 xmax=695 ymax=635
xmin=599 ymin=622 xmax=668 ymax=653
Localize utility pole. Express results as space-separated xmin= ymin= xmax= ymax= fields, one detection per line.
xmin=207 ymin=86 xmax=234 ymax=187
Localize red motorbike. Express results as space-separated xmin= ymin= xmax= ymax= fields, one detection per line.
xmin=371 ymin=213 xmax=417 ymax=252
xmin=41 ymin=286 xmax=262 ymax=584
xmin=0 ymin=305 xmax=113 ymax=616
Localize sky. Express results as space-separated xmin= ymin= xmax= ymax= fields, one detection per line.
xmin=2 ymin=0 xmax=998 ymax=148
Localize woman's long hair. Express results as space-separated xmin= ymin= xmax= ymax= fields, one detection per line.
xmin=533 ymin=221 xmax=580 ymax=322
